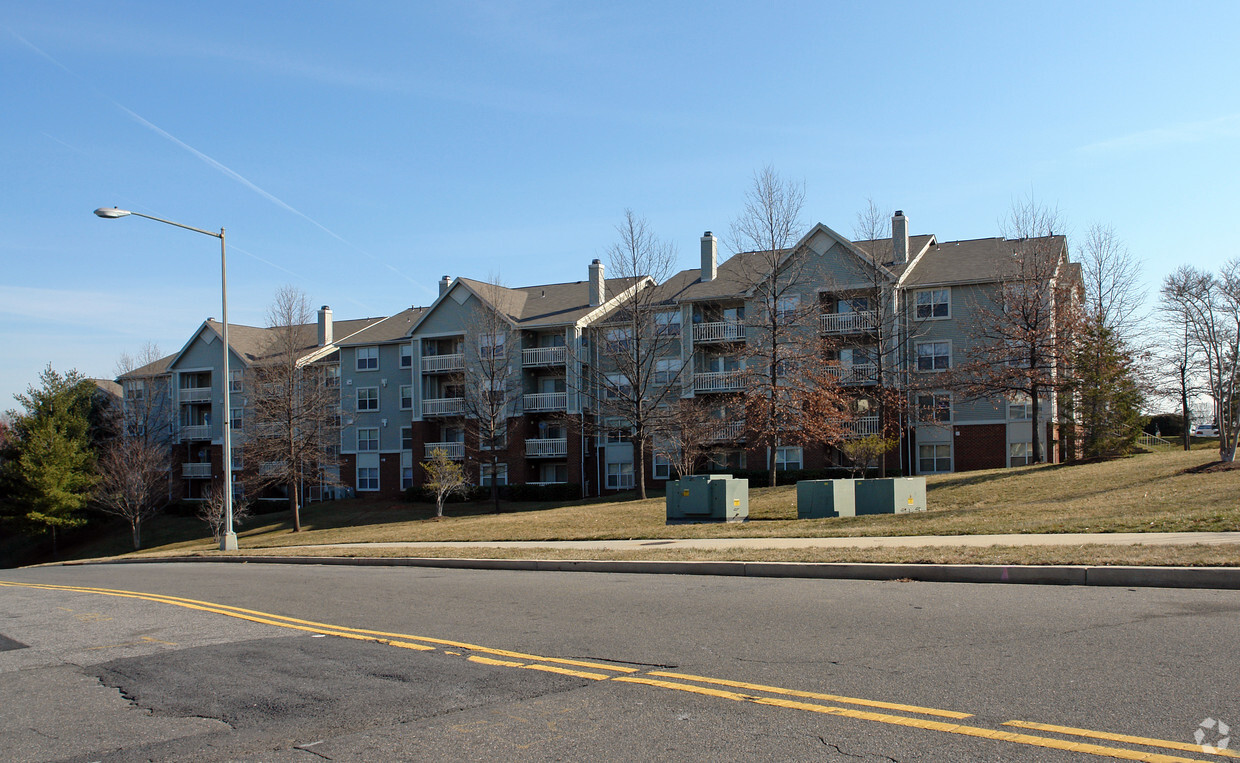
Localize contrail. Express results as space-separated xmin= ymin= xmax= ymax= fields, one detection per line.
xmin=8 ymin=26 xmax=432 ymax=295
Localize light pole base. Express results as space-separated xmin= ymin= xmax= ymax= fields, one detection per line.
xmin=220 ymin=532 xmax=239 ymax=551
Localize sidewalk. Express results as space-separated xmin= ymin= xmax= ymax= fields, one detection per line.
xmin=292 ymin=531 xmax=1240 ymax=553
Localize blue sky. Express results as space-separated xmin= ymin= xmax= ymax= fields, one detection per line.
xmin=3 ymin=1 xmax=1237 ymax=411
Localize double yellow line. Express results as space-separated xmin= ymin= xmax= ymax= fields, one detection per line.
xmin=1 ymin=580 xmax=1230 ymax=762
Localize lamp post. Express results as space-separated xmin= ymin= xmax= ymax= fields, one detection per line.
xmin=94 ymin=207 xmax=238 ymax=551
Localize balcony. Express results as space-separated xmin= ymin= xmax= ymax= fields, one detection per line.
xmin=423 ymin=397 xmax=465 ymax=417
xmin=182 ymin=463 xmax=212 ymax=478
xmin=709 ymin=421 xmax=745 ymax=442
xmin=526 ymin=438 xmax=568 ymax=458
xmin=845 ymin=415 xmax=881 ymax=437
xmin=523 ymin=392 xmax=567 ymax=412
xmin=180 ymin=424 xmax=210 ymax=441
xmin=421 ymin=354 xmax=464 ymax=373
xmin=694 ymin=370 xmax=744 ymax=393
xmin=424 ymin=442 xmax=465 ymax=460
xmin=825 ymin=363 xmax=878 ymax=385
xmin=179 ymin=387 xmax=211 ymax=403
xmin=522 ymin=346 xmax=567 ymax=367
xmin=820 ymin=310 xmax=878 ymax=334
xmin=693 ymin=321 xmax=746 ymax=344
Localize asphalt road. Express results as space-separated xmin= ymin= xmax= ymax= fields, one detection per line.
xmin=1 ymin=562 xmax=1238 ymax=762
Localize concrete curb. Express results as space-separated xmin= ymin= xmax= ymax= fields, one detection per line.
xmin=64 ymin=555 xmax=1240 ymax=590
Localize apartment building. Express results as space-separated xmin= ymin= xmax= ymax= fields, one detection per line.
xmin=119 ymin=209 xmax=1079 ymax=502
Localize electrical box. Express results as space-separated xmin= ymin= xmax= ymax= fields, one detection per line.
xmin=854 ymin=477 xmax=927 ymax=515
xmin=666 ymin=474 xmax=749 ymax=524
xmin=796 ymin=479 xmax=856 ymax=519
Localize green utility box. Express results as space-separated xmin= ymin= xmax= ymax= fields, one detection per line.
xmin=854 ymin=477 xmax=927 ymax=515
xmin=666 ymin=474 xmax=749 ymax=524
xmin=796 ymin=479 xmax=856 ymax=518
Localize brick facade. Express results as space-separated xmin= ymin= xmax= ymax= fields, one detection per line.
xmin=953 ymin=424 xmax=1007 ymax=471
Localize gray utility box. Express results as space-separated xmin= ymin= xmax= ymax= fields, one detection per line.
xmin=854 ymin=477 xmax=927 ymax=515
xmin=666 ymin=474 xmax=749 ymax=524
xmin=796 ymin=479 xmax=856 ymax=519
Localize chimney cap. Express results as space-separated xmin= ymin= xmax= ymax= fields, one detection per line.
xmin=703 ymin=230 xmax=713 ymax=237
xmin=320 ymin=305 xmax=330 ymax=311
xmin=591 ymin=258 xmax=601 ymax=265
xmin=894 ymin=210 xmax=904 ymax=217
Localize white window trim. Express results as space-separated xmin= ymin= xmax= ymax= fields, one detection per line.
xmin=400 ymin=344 xmax=413 ymax=368
xmin=915 ymin=288 xmax=951 ymax=320
xmin=399 ymin=384 xmax=412 ymax=411
xmin=356 ymin=346 xmax=379 ymax=372
xmin=357 ymin=386 xmax=380 ymax=412
xmin=916 ymin=391 xmax=952 ymax=424
xmin=775 ymin=446 xmax=803 ymax=471
xmin=480 ymin=462 xmax=509 ymax=486
xmin=652 ymin=452 xmax=672 ymax=480
xmin=357 ymin=427 xmax=379 ymax=452
xmin=918 ymin=443 xmax=952 ymax=474
xmin=915 ymin=340 xmax=952 ymax=373
xmin=357 ymin=466 xmax=379 ymax=492
xmin=1009 ymin=441 xmax=1034 ymax=467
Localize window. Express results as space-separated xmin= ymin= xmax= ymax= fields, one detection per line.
xmin=707 ymin=450 xmax=746 ymax=470
xmin=540 ymin=463 xmax=568 ymax=483
xmin=606 ymin=462 xmax=635 ymax=489
xmin=229 ymin=369 xmax=243 ymax=393
xmin=401 ymin=468 xmax=414 ymax=490
xmin=357 ymin=387 xmax=379 ymax=411
xmin=125 ymin=380 xmax=145 ymax=401
xmin=603 ymin=373 xmax=632 ymax=400
xmin=400 ymin=344 xmax=412 ymax=368
xmin=480 ymin=463 xmax=509 ymax=486
xmin=481 ymin=423 xmax=506 ymax=450
xmin=775 ymin=446 xmax=802 ymax=471
xmin=1009 ymin=401 xmax=1033 ymax=420
xmin=357 ymin=467 xmax=379 ymax=491
xmin=357 ymin=428 xmax=379 ymax=452
xmin=400 ymin=427 xmax=413 ymax=452
xmin=655 ymin=311 xmax=682 ymax=336
xmin=399 ymin=385 xmax=412 ymax=410
xmin=917 ymin=393 xmax=951 ymax=423
xmin=325 ymin=365 xmax=340 ymax=388
xmin=231 ymin=447 xmax=243 ymax=470
xmin=356 ymin=346 xmax=378 ymax=371
xmin=916 ymin=288 xmax=950 ymax=319
xmin=479 ymin=332 xmax=505 ymax=359
xmin=1009 ymin=442 xmax=1034 ymax=467
xmin=653 ymin=453 xmax=672 ymax=480
xmin=776 ymin=294 xmax=800 ymax=321
xmin=604 ymin=327 xmax=631 ymax=351
xmin=916 ymin=341 xmax=951 ymax=372
xmin=919 ymin=444 xmax=951 ymax=473
xmin=653 ymin=358 xmax=681 ymax=386
xmin=230 ymin=407 xmax=244 ymax=431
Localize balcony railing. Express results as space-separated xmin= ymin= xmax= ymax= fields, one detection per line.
xmin=181 ymin=463 xmax=212 ymax=478
xmin=523 ymin=392 xmax=567 ymax=412
xmin=423 ymin=397 xmax=465 ymax=417
xmin=825 ymin=363 xmax=878 ymax=385
xmin=820 ymin=310 xmax=878 ymax=334
xmin=522 ymin=346 xmax=567 ymax=367
xmin=694 ymin=370 xmax=744 ymax=393
xmin=179 ymin=387 xmax=211 ymax=403
xmin=424 ymin=441 xmax=465 ymax=460
xmin=180 ymin=424 xmax=211 ymax=441
xmin=709 ymin=421 xmax=745 ymax=442
xmin=421 ymin=353 xmax=464 ymax=373
xmin=693 ymin=321 xmax=746 ymax=343
xmin=845 ymin=415 xmax=882 ymax=437
xmin=526 ymin=438 xmax=568 ymax=458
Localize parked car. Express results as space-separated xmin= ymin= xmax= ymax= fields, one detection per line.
xmin=1192 ymin=424 xmax=1219 ymax=437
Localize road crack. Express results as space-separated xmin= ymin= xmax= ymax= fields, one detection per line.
xmin=819 ymin=737 xmax=898 ymax=762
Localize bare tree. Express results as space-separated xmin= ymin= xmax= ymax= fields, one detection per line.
xmin=1078 ymin=223 xmax=1145 ymax=340
xmin=1157 ymin=267 xmax=1205 ymax=451
xmin=93 ymin=436 xmax=169 ymax=549
xmin=1160 ymin=262 xmax=1240 ymax=461
xmin=422 ymin=447 xmax=467 ymax=518
xmin=459 ymin=279 xmax=523 ymax=512
xmin=198 ymin=484 xmax=252 ymax=544
xmin=954 ymin=198 xmax=1080 ymax=464
xmin=245 ymin=286 xmax=342 ymax=531
xmin=651 ymin=398 xmax=735 ymax=480
xmin=583 ymin=210 xmax=678 ymax=499
xmin=726 ymin=166 xmax=825 ymax=486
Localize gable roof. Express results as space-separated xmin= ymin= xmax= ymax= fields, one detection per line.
xmin=901 ymin=235 xmax=1068 ymax=287
xmin=116 ymin=352 xmax=177 ymax=381
xmin=335 ymin=306 xmax=428 ymax=346
xmin=412 ymin=275 xmax=646 ymax=334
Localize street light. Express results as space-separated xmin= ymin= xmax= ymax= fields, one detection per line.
xmin=94 ymin=206 xmax=239 ymax=551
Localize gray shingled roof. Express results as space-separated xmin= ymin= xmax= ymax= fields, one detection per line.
xmin=202 ymin=315 xmax=387 ymax=365
xmin=336 ymin=306 xmax=428 ymax=345
xmin=902 ymin=235 xmax=1068 ymax=287
xmin=117 ymin=352 xmax=177 ymax=380
xmin=455 ymin=276 xmax=645 ymax=327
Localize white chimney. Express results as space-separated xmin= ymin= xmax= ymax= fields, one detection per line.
xmin=700 ymin=231 xmax=717 ymax=282
xmin=317 ymin=305 xmax=333 ymax=346
xmin=439 ymin=275 xmax=452 ymax=296
xmin=892 ymin=210 xmax=909 ymax=265
xmin=589 ymin=259 xmax=604 ymax=306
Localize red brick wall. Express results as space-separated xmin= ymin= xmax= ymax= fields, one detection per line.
xmin=953 ymin=424 xmax=1007 ymax=471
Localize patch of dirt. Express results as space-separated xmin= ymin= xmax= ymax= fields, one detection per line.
xmin=1179 ymin=460 xmax=1240 ymax=475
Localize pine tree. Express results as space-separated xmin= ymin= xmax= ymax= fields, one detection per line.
xmin=1070 ymin=320 xmax=1145 ymax=457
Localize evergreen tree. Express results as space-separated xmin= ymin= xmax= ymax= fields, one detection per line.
xmin=3 ymin=366 xmax=98 ymax=556
xmin=1070 ymin=320 xmax=1145 ymax=457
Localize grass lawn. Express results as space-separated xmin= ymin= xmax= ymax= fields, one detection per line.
xmin=45 ymin=445 xmax=1238 ymax=567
